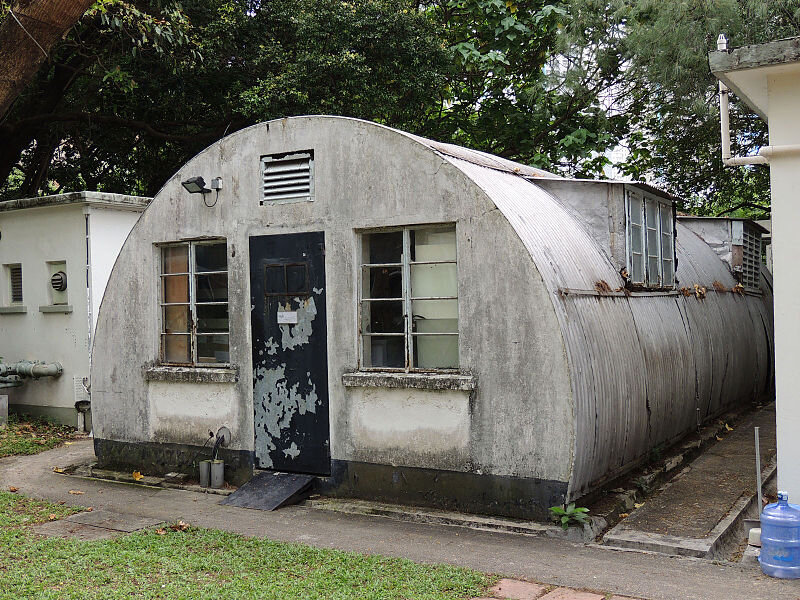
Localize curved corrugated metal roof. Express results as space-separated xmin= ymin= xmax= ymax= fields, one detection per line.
xmin=438 ymin=152 xmax=773 ymax=499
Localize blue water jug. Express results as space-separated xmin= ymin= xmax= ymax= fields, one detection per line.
xmin=760 ymin=491 xmax=800 ymax=578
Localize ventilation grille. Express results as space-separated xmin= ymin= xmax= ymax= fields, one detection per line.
xmin=9 ymin=265 xmax=22 ymax=303
xmin=261 ymin=151 xmax=313 ymax=203
xmin=742 ymin=225 xmax=761 ymax=290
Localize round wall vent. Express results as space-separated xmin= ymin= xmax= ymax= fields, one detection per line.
xmin=51 ymin=271 xmax=67 ymax=291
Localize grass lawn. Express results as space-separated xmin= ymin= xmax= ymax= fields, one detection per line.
xmin=0 ymin=414 xmax=79 ymax=458
xmin=0 ymin=491 xmax=493 ymax=599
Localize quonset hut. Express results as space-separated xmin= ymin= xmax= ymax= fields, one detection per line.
xmin=91 ymin=116 xmax=773 ymax=519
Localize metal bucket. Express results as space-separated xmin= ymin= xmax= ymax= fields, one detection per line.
xmin=199 ymin=460 xmax=211 ymax=488
xmin=210 ymin=460 xmax=224 ymax=489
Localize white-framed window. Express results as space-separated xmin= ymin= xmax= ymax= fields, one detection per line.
xmin=159 ymin=240 xmax=229 ymax=365
xmin=4 ymin=264 xmax=22 ymax=304
xmin=737 ymin=221 xmax=762 ymax=291
xmin=626 ymin=189 xmax=675 ymax=288
xmin=260 ymin=150 xmax=314 ymax=204
xmin=359 ymin=225 xmax=458 ymax=371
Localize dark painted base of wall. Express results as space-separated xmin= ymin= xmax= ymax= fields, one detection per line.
xmin=94 ymin=438 xmax=254 ymax=487
xmin=317 ymin=459 xmax=568 ymax=521
xmin=94 ymin=440 xmax=566 ymax=520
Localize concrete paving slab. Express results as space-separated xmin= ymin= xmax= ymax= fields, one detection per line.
xmin=539 ymin=589 xmax=604 ymax=600
xmin=3 ymin=439 xmax=800 ymax=600
xmin=605 ymin=404 xmax=776 ymax=558
xmin=31 ymin=520 xmax=125 ymax=540
xmin=66 ymin=509 xmax=163 ymax=532
xmin=489 ymin=578 xmax=547 ymax=599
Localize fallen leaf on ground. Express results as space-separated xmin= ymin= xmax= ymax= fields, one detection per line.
xmin=48 ymin=514 xmax=57 ymax=521
xmin=57 ymin=501 xmax=65 ymax=505
xmin=169 ymin=520 xmax=189 ymax=532
xmin=634 ymin=502 xmax=644 ymax=508
xmin=68 ymin=490 xmax=84 ymax=495
xmin=619 ymin=513 xmax=629 ymax=518
xmin=715 ymin=435 xmax=723 ymax=441
xmin=52 ymin=467 xmax=65 ymax=474
xmin=8 ymin=486 xmax=18 ymax=493
xmin=86 ymin=507 xmax=93 ymax=511
xmin=132 ymin=471 xmax=144 ymax=481
xmin=725 ymin=423 xmax=733 ymax=431
xmin=64 ymin=442 xmax=74 ymax=446
xmin=155 ymin=528 xmax=166 ymax=535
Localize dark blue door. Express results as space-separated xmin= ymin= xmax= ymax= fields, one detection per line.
xmin=249 ymin=232 xmax=329 ymax=475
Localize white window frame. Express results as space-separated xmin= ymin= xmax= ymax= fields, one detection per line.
xmin=358 ymin=224 xmax=459 ymax=372
xmin=158 ymin=239 xmax=229 ymax=366
xmin=625 ymin=189 xmax=675 ymax=289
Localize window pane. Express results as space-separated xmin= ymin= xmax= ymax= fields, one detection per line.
xmin=412 ymin=227 xmax=456 ymax=261
xmin=363 ymin=335 xmax=405 ymax=368
xmin=196 ymin=303 xmax=229 ymax=333
xmin=162 ymin=334 xmax=190 ymax=363
xmin=197 ymin=334 xmax=229 ymax=363
xmin=364 ymin=231 xmax=403 ymax=264
xmin=647 ymin=227 xmax=659 ymax=257
xmin=411 ymin=263 xmax=457 ymax=298
xmin=414 ymin=335 xmax=458 ymax=369
xmin=365 ymin=266 xmax=402 ymax=299
xmin=412 ymin=299 xmax=458 ymax=333
xmin=362 ymin=300 xmax=404 ymax=333
xmin=286 ymin=264 xmax=308 ymax=294
xmin=662 ymin=259 xmax=674 ymax=286
xmin=162 ymin=274 xmax=189 ymax=303
xmin=196 ymin=273 xmax=228 ymax=302
xmin=163 ymin=305 xmax=190 ymax=333
xmin=162 ymin=245 xmax=188 ymax=274
xmin=647 ymin=257 xmax=660 ymax=286
xmin=265 ymin=265 xmax=285 ymax=295
xmin=628 ymin=194 xmax=643 ymax=226
xmin=631 ymin=255 xmax=644 ymax=284
xmin=195 ymin=242 xmax=227 ymax=272
xmin=630 ymin=223 xmax=643 ymax=256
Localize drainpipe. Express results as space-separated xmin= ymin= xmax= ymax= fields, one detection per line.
xmin=717 ymin=34 xmax=800 ymax=167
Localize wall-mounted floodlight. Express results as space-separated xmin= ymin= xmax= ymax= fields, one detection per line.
xmin=181 ymin=176 xmax=211 ymax=194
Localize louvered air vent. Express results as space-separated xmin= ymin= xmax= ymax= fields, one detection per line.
xmin=742 ymin=224 xmax=761 ymax=291
xmin=261 ymin=151 xmax=313 ymax=204
xmin=9 ymin=265 xmax=22 ymax=303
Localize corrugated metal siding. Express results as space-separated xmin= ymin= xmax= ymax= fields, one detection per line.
xmin=445 ymin=157 xmax=773 ymax=500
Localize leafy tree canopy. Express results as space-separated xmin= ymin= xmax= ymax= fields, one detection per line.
xmin=1 ymin=0 xmax=799 ymax=219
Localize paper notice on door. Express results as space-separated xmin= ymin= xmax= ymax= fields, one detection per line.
xmin=277 ymin=311 xmax=298 ymax=324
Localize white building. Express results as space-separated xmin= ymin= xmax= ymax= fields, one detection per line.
xmin=710 ymin=36 xmax=800 ymax=500
xmin=0 ymin=192 xmax=149 ymax=428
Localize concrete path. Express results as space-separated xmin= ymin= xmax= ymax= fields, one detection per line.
xmin=605 ymin=404 xmax=777 ymax=558
xmin=2 ymin=441 xmax=799 ymax=600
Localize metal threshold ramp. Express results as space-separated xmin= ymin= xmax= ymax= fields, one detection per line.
xmin=221 ymin=471 xmax=315 ymax=511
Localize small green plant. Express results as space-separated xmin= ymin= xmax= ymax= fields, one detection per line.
xmin=549 ymin=503 xmax=590 ymax=529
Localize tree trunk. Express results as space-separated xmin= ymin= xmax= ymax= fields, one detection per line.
xmin=0 ymin=0 xmax=95 ymax=119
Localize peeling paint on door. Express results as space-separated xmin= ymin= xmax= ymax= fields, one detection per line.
xmin=249 ymin=232 xmax=330 ymax=475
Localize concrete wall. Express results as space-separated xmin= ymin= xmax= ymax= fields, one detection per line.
xmin=87 ymin=206 xmax=143 ymax=337
xmin=91 ymin=117 xmax=575 ymax=497
xmin=0 ymin=203 xmax=90 ymax=424
xmin=0 ymin=199 xmax=145 ymax=426
xmin=767 ymin=72 xmax=800 ymax=499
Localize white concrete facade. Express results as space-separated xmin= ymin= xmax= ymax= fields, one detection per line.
xmin=0 ymin=192 xmax=148 ymax=426
xmin=711 ymin=37 xmax=800 ymax=500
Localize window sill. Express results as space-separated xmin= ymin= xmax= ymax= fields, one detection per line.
xmin=145 ymin=365 xmax=239 ymax=384
xmin=0 ymin=305 xmax=26 ymax=314
xmin=39 ymin=304 xmax=72 ymax=313
xmin=342 ymin=371 xmax=476 ymax=391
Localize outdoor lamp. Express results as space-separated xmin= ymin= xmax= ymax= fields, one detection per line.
xmin=181 ymin=176 xmax=211 ymax=194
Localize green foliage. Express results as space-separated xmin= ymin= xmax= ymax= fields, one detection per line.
xmin=0 ymin=492 xmax=492 ymax=599
xmin=549 ymin=502 xmax=590 ymax=529
xmin=0 ymin=414 xmax=78 ymax=458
